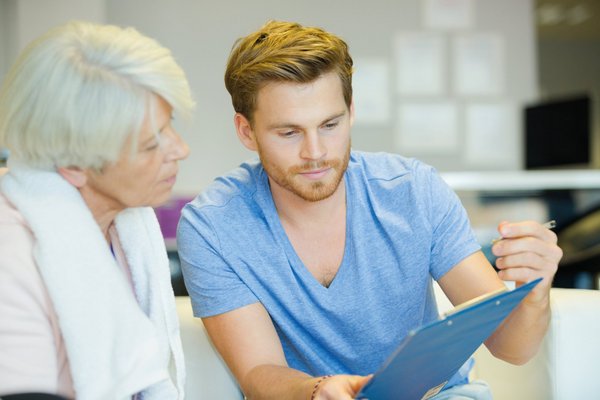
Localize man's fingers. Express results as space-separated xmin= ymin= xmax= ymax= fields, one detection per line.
xmin=498 ymin=220 xmax=558 ymax=243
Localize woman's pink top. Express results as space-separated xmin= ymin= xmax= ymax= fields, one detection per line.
xmin=0 ymin=192 xmax=135 ymax=398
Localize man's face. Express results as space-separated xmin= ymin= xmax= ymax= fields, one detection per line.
xmin=241 ymin=72 xmax=353 ymax=202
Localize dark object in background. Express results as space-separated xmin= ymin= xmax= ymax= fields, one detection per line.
xmin=169 ymin=250 xmax=188 ymax=296
xmin=154 ymin=196 xmax=193 ymax=296
xmin=0 ymin=148 xmax=8 ymax=168
xmin=554 ymin=203 xmax=600 ymax=289
xmin=525 ymin=95 xmax=591 ymax=170
xmin=0 ymin=394 xmax=70 ymax=400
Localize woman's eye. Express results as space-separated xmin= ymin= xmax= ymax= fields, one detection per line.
xmin=145 ymin=142 xmax=160 ymax=151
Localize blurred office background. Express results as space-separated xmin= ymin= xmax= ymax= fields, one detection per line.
xmin=1 ymin=0 xmax=599 ymax=288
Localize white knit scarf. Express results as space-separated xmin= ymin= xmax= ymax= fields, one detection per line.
xmin=1 ymin=162 xmax=185 ymax=400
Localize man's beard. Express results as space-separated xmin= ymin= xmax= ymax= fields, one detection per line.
xmin=259 ymin=143 xmax=351 ymax=202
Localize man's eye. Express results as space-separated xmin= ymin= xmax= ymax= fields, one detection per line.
xmin=279 ymin=130 xmax=298 ymax=138
xmin=324 ymin=121 xmax=339 ymax=129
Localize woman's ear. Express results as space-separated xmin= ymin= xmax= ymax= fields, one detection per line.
xmin=57 ymin=166 xmax=88 ymax=188
xmin=234 ymin=113 xmax=258 ymax=151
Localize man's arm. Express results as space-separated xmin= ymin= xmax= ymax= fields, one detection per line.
xmin=438 ymin=220 xmax=562 ymax=364
xmin=202 ymin=302 xmax=369 ymax=400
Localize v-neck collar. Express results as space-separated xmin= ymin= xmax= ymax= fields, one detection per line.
xmin=256 ymin=166 xmax=353 ymax=291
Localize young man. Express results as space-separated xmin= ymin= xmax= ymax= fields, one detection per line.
xmin=178 ymin=21 xmax=562 ymax=399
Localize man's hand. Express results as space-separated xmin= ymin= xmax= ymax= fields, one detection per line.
xmin=438 ymin=222 xmax=561 ymax=365
xmin=311 ymin=374 xmax=371 ymax=400
xmin=492 ymin=220 xmax=563 ymax=303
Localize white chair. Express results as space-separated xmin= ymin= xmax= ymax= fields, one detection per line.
xmin=434 ymin=285 xmax=600 ymax=400
xmin=177 ymin=288 xmax=600 ymax=399
xmin=176 ymin=297 xmax=241 ymax=399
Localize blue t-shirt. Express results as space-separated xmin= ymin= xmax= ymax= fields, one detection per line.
xmin=177 ymin=151 xmax=480 ymax=382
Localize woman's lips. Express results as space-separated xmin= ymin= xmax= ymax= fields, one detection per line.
xmin=164 ymin=174 xmax=177 ymax=185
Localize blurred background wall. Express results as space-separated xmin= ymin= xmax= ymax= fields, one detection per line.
xmin=1 ymin=0 xmax=598 ymax=286
xmin=0 ymin=0 xmax=567 ymax=194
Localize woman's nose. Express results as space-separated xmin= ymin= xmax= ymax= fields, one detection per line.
xmin=162 ymin=128 xmax=190 ymax=161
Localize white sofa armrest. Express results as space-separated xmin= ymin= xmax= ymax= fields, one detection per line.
xmin=470 ymin=288 xmax=600 ymax=400
xmin=179 ymin=286 xmax=600 ymax=399
xmin=176 ymin=296 xmax=242 ymax=399
xmin=433 ymin=286 xmax=600 ymax=400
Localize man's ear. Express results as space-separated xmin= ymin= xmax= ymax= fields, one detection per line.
xmin=234 ymin=113 xmax=258 ymax=152
xmin=57 ymin=166 xmax=88 ymax=188
xmin=349 ymin=99 xmax=355 ymax=127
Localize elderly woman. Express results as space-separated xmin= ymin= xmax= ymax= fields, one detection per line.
xmin=0 ymin=21 xmax=194 ymax=399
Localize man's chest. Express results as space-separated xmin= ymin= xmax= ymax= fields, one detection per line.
xmin=283 ymin=218 xmax=346 ymax=287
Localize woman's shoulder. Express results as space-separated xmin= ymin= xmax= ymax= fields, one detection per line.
xmin=0 ymin=190 xmax=28 ymax=226
xmin=0 ymin=190 xmax=38 ymax=283
xmin=0 ymin=185 xmax=72 ymax=397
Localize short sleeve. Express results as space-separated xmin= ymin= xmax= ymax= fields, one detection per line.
xmin=177 ymin=204 xmax=259 ymax=318
xmin=425 ymin=168 xmax=481 ymax=280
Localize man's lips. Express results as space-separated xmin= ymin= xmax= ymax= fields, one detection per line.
xmin=298 ymin=167 xmax=331 ymax=180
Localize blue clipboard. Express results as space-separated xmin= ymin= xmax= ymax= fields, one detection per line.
xmin=356 ymin=278 xmax=542 ymax=400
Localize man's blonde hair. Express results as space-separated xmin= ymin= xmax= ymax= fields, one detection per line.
xmin=224 ymin=20 xmax=353 ymax=124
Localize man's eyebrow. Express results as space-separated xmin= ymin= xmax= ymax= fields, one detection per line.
xmin=266 ymin=122 xmax=302 ymax=130
xmin=322 ymin=111 xmax=347 ymax=123
xmin=266 ymin=110 xmax=347 ymax=130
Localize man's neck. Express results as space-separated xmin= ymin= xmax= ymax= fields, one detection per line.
xmin=269 ymin=177 xmax=346 ymax=229
xmin=270 ymin=177 xmax=347 ymax=287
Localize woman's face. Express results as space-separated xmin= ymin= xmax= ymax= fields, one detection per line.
xmin=82 ymin=96 xmax=189 ymax=211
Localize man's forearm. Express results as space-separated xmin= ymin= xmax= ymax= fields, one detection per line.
xmin=242 ymin=364 xmax=320 ymax=400
xmin=484 ymin=296 xmax=551 ymax=365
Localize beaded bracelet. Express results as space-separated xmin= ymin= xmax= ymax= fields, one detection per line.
xmin=310 ymin=374 xmax=333 ymax=400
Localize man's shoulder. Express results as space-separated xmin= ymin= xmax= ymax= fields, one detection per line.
xmin=349 ymin=151 xmax=434 ymax=182
xmin=183 ymin=159 xmax=265 ymax=222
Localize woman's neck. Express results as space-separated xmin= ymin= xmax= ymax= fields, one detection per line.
xmin=79 ymin=186 xmax=121 ymax=243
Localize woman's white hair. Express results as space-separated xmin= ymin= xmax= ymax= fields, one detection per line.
xmin=0 ymin=20 xmax=195 ymax=170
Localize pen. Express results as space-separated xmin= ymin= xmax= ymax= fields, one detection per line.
xmin=491 ymin=220 xmax=556 ymax=245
